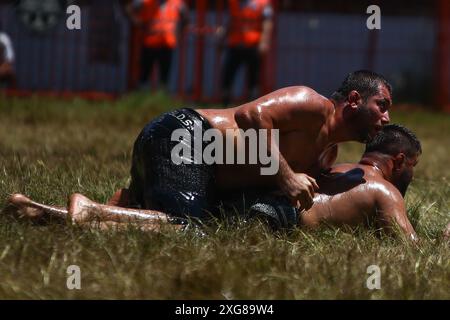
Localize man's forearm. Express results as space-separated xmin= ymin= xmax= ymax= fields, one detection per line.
xmin=259 ymin=19 xmax=273 ymax=50
xmin=377 ymin=208 xmax=419 ymax=243
xmin=235 ymin=109 xmax=295 ymax=183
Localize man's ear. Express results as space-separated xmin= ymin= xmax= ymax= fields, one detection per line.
xmin=347 ymin=90 xmax=362 ymax=108
xmin=393 ymin=153 xmax=406 ymax=171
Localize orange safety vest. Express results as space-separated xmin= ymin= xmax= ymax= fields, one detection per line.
xmin=227 ymin=0 xmax=270 ymax=47
xmin=139 ymin=0 xmax=184 ymax=48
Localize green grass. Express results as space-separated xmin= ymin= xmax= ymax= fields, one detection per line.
xmin=0 ymin=92 xmax=449 ymax=299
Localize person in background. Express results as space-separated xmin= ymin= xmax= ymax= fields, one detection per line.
xmin=126 ymin=0 xmax=189 ymax=91
xmin=219 ymin=0 xmax=273 ymax=106
xmin=0 ymin=29 xmax=16 ymax=89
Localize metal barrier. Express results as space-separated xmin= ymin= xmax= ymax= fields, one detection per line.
xmin=0 ymin=0 xmax=129 ymax=99
xmin=1 ymin=0 xmax=448 ymax=110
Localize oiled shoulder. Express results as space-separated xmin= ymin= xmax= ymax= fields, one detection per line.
xmin=260 ymin=86 xmax=333 ymax=129
xmin=269 ymin=86 xmax=333 ymax=117
xmin=366 ymin=178 xmax=403 ymax=205
xmin=335 ymin=178 xmax=387 ymax=211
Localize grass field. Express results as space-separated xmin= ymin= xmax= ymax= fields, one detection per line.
xmin=0 ymin=92 xmax=449 ymax=299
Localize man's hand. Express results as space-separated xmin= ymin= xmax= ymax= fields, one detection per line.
xmin=0 ymin=62 xmax=14 ymax=81
xmin=279 ymin=173 xmax=319 ymax=210
xmin=258 ymin=40 xmax=269 ymax=55
xmin=215 ymin=26 xmax=227 ymax=51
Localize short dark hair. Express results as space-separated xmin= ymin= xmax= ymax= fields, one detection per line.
xmin=364 ymin=124 xmax=422 ymax=158
xmin=331 ymin=70 xmax=393 ymax=102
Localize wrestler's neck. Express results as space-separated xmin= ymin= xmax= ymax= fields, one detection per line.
xmin=358 ymin=152 xmax=394 ymax=182
xmin=326 ymin=100 xmax=358 ymax=144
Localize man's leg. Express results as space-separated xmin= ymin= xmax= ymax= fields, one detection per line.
xmin=8 ymin=193 xmax=68 ymax=221
xmin=245 ymin=47 xmax=261 ymax=101
xmin=139 ymin=47 xmax=155 ymax=89
xmin=0 ymin=62 xmax=16 ymax=89
xmin=68 ymin=193 xmax=170 ymax=223
xmin=8 ymin=193 xmax=172 ymax=224
xmin=158 ymin=47 xmax=173 ymax=89
xmin=94 ymin=220 xmax=183 ymax=232
xmin=221 ymin=47 xmax=242 ymax=106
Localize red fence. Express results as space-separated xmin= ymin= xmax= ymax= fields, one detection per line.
xmin=1 ymin=0 xmax=449 ymax=111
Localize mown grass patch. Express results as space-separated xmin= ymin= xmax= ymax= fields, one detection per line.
xmin=0 ymin=93 xmax=448 ymax=299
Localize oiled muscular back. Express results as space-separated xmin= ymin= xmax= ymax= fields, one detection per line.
xmin=195 ymin=86 xmax=336 ymax=189
xmin=300 ymin=164 xmax=392 ymax=228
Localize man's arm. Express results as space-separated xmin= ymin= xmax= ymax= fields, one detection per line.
xmin=234 ymin=87 xmax=328 ymax=209
xmin=374 ymin=182 xmax=418 ymax=243
xmin=177 ymin=1 xmax=189 ymax=43
xmin=258 ymin=4 xmax=273 ymax=54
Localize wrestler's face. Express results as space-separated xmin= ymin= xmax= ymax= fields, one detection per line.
xmin=351 ymin=84 xmax=392 ymax=143
xmin=392 ymin=154 xmax=419 ymax=197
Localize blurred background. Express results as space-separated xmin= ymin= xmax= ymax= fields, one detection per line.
xmin=0 ymin=0 xmax=449 ymax=111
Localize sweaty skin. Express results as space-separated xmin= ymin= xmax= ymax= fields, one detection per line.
xmin=6 ymin=85 xmax=395 ymax=233
xmin=7 ymin=193 xmax=182 ymax=233
xmin=196 ymin=87 xmax=336 ymax=187
xmin=7 ymin=152 xmax=423 ymax=242
xmin=195 ymin=85 xmax=391 ymax=209
xmin=301 ymin=161 xmax=417 ymax=242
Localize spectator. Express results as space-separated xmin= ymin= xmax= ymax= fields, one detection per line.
xmin=126 ymin=0 xmax=188 ymax=91
xmin=0 ymin=30 xmax=16 ymax=89
xmin=219 ymin=0 xmax=273 ymax=106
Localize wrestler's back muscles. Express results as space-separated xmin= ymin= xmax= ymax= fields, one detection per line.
xmin=300 ymin=183 xmax=378 ymax=228
xmin=300 ymin=175 xmax=417 ymax=241
xmin=300 ymin=164 xmax=388 ymax=226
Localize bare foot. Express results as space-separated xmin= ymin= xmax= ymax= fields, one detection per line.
xmin=8 ymin=193 xmax=33 ymax=207
xmin=68 ymin=193 xmax=98 ymax=223
xmin=7 ymin=193 xmax=45 ymax=219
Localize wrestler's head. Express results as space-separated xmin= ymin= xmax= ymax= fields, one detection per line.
xmin=332 ymin=70 xmax=393 ymax=143
xmin=364 ymin=124 xmax=422 ymax=196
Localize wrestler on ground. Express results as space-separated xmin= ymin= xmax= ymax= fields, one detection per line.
xmin=114 ymin=70 xmax=392 ymax=222
xmin=214 ymin=125 xmax=427 ymax=243
xmin=9 ymin=125 xmax=444 ymax=243
xmin=298 ymin=124 xmax=422 ymax=241
xmin=6 ymin=71 xmax=393 ymax=227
